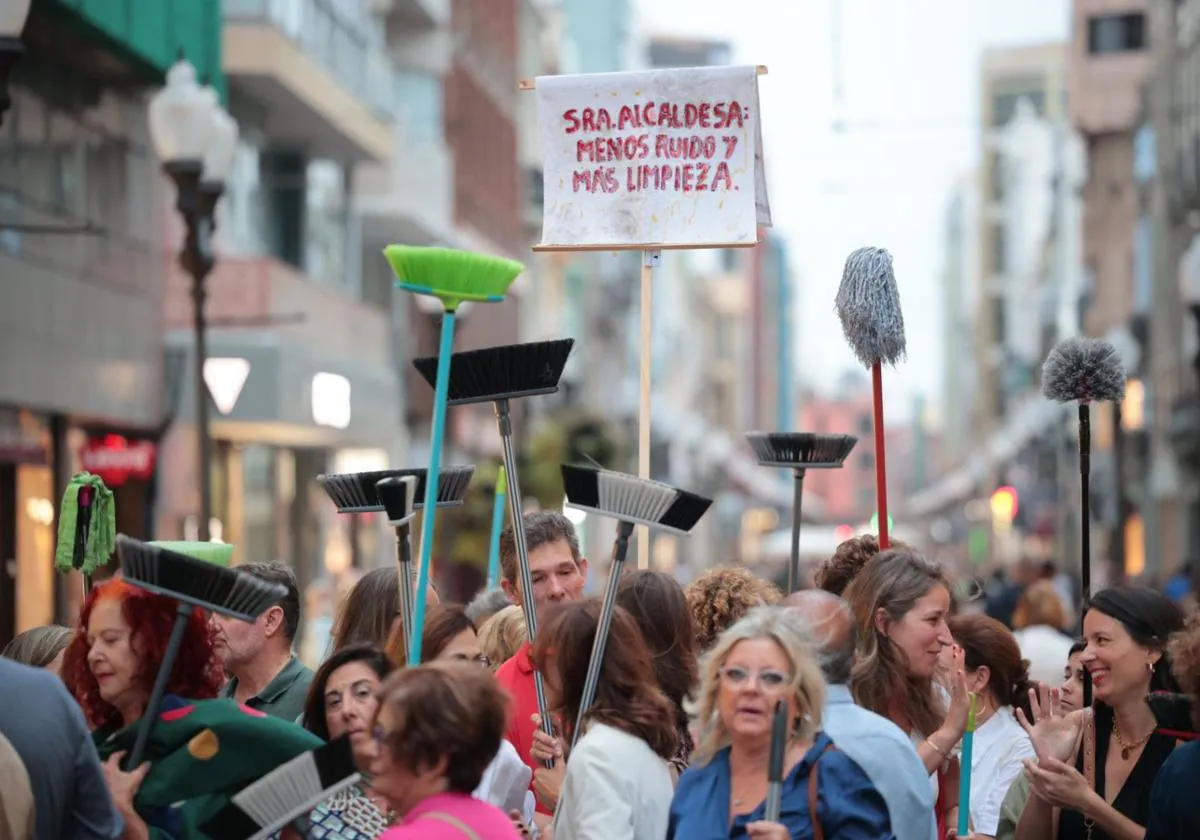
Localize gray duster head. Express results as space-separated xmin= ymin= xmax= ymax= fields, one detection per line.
xmin=1042 ymin=337 xmax=1126 ymax=404
xmin=836 ymin=246 xmax=907 ymax=367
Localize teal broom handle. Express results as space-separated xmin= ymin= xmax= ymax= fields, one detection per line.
xmin=410 ymin=310 xmax=456 ymax=665
xmin=486 ymin=486 xmax=505 ymax=589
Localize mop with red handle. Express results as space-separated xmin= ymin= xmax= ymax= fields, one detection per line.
xmin=835 ymin=247 xmax=907 ymax=549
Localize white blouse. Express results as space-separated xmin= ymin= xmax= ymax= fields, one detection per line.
xmin=552 ymin=723 xmax=673 ymax=840
xmin=966 ymin=707 xmax=1035 ymax=836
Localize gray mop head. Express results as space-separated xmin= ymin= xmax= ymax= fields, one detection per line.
xmin=835 ymin=247 xmax=907 ymax=367
xmin=1042 ymin=337 xmax=1127 ymax=404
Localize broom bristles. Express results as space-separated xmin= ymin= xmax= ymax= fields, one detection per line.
xmin=412 ymin=339 xmax=575 ymax=405
xmin=200 ymin=736 xmax=360 ymax=840
xmin=317 ymin=466 xmax=475 ymax=513
xmin=745 ymin=432 xmax=859 ymax=469
xmin=116 ymin=536 xmax=284 ymax=621
xmin=560 ymin=464 xmax=712 ymax=535
xmin=835 ymin=246 xmax=907 ymax=367
xmin=383 ymin=246 xmax=523 ymax=312
xmin=1042 ymin=337 xmax=1127 ymax=404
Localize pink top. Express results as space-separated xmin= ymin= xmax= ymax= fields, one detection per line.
xmin=379 ymin=792 xmax=522 ymax=840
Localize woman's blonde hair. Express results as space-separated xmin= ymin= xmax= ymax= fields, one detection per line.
xmin=690 ymin=606 xmax=825 ymax=767
xmin=1012 ymin=580 xmax=1066 ymax=630
xmin=844 ymin=549 xmax=949 ymax=737
xmin=477 ymin=604 xmax=527 ymax=670
xmin=1 ymin=625 xmax=72 ymax=669
xmin=685 ymin=566 xmax=781 ymax=652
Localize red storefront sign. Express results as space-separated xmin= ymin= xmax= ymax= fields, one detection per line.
xmin=79 ymin=435 xmax=157 ymax=487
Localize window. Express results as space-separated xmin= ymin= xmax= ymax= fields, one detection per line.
xmin=992 ymin=90 xmax=1045 ymax=127
xmin=991 ymin=222 xmax=1007 ymax=274
xmin=1087 ymin=13 xmax=1146 ymax=54
xmin=856 ymin=414 xmax=872 ymax=436
xmin=859 ymin=453 xmax=874 ymax=472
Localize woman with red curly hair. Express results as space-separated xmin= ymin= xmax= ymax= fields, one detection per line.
xmin=63 ymin=577 xmax=324 ymax=840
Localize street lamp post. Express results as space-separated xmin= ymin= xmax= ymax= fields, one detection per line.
xmin=0 ymin=0 xmax=31 ymax=126
xmin=148 ymin=59 xmax=239 ymax=542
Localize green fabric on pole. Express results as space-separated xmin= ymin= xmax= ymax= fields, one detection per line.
xmin=54 ymin=472 xmax=116 ymax=575
xmin=148 ymin=541 xmax=234 ymax=567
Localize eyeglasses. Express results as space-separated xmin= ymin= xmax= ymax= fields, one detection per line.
xmin=719 ymin=666 xmax=790 ymax=689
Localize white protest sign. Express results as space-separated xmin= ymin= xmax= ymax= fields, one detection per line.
xmin=534 ymin=65 xmax=771 ymax=250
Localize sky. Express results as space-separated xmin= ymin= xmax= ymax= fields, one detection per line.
xmin=635 ymin=0 xmax=1070 ymax=422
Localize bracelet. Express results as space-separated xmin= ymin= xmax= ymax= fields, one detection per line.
xmin=925 ymin=738 xmax=950 ymax=760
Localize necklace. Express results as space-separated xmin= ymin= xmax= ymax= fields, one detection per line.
xmin=1112 ymin=718 xmax=1153 ymax=760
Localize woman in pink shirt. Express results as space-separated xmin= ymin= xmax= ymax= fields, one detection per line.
xmin=372 ymin=661 xmax=524 ymax=839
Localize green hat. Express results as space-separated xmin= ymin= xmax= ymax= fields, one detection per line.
xmin=149 ymin=541 xmax=234 ymax=567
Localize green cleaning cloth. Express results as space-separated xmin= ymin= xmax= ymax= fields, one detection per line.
xmin=149 ymin=541 xmax=234 ymax=567
xmin=54 ymin=472 xmax=116 ymax=575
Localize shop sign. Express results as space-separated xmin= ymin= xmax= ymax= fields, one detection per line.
xmin=80 ymin=435 xmax=157 ymax=486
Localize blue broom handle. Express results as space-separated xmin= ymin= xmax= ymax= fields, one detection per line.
xmin=127 ymin=601 xmax=192 ymax=769
xmin=410 ymin=310 xmax=456 ymax=665
xmin=487 ymin=488 xmax=505 ymax=590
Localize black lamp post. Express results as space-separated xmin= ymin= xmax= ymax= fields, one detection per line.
xmin=148 ymin=59 xmax=239 ymax=542
xmin=0 ymin=0 xmax=31 ymax=126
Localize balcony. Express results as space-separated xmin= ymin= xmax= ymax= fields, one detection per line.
xmin=374 ymin=0 xmax=449 ymax=29
xmin=222 ymin=0 xmax=394 ymax=162
xmin=354 ymin=71 xmax=456 ymax=247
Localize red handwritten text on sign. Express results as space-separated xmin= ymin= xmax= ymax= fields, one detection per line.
xmin=561 ymin=100 xmax=748 ymax=195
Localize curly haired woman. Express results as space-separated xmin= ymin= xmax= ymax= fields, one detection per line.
xmin=62 ymin=577 xmax=323 ymax=840
xmin=685 ymin=566 xmax=780 ymax=653
xmin=1144 ymin=610 xmax=1200 ymax=839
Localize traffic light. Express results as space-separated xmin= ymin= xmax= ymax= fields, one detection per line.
xmin=990 ymin=486 xmax=1019 ymax=525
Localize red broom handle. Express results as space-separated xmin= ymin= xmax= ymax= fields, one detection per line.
xmin=872 ymin=361 xmax=890 ymax=549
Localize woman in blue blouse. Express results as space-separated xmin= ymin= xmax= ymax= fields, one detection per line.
xmin=668 ymin=607 xmax=894 ymax=840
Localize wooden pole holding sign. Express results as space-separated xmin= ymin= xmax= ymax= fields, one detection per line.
xmin=521 ymin=63 xmax=771 ymax=570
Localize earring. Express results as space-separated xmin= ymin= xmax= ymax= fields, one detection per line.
xmin=1147 ymin=660 xmax=1155 ymax=673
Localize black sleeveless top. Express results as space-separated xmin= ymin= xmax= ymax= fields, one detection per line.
xmin=1058 ymin=709 xmax=1176 ymax=840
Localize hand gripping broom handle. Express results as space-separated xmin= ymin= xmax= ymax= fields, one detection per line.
xmin=572 ymin=520 xmax=635 ymax=750
xmin=127 ymin=601 xmax=192 ymax=770
xmin=788 ymin=469 xmax=806 ymax=594
xmin=1079 ymin=402 xmax=1093 ymax=708
xmin=872 ymin=361 xmax=891 ymax=549
xmin=395 ymin=521 xmax=416 ymax=647
xmin=410 ymin=310 xmax=457 ymax=665
xmin=494 ymin=399 xmax=555 ymax=764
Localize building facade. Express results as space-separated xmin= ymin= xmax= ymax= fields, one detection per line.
xmin=0 ymin=0 xmax=223 ymax=645
xmin=156 ymin=0 xmax=413 ymax=657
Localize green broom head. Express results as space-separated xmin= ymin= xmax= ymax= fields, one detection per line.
xmin=745 ymin=432 xmax=859 ymax=470
xmin=149 ymin=541 xmax=235 ymax=568
xmin=54 ymin=471 xmax=116 ymax=576
xmin=383 ymin=245 xmax=524 ymax=313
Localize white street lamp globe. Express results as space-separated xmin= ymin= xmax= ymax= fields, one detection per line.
xmin=148 ymin=58 xmax=217 ymax=166
xmin=202 ymin=104 xmax=239 ymax=187
xmin=0 ymin=0 xmax=31 ymax=38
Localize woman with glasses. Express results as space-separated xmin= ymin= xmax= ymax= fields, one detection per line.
xmin=388 ymin=604 xmax=534 ymax=828
xmin=667 ymin=607 xmax=893 ymax=839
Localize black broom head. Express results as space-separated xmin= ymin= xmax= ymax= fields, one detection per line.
xmin=317 ymin=466 xmax=475 ymax=513
xmin=560 ymin=464 xmax=712 ymax=535
xmin=412 ymin=338 xmax=575 ymax=406
xmin=375 ymin=475 xmax=418 ymax=525
xmin=199 ymin=735 xmax=360 ymax=840
xmin=744 ymin=432 xmax=859 ymax=470
xmin=116 ymin=535 xmax=285 ymax=622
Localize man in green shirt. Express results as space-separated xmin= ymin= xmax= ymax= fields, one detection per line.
xmin=212 ymin=561 xmax=314 ymax=722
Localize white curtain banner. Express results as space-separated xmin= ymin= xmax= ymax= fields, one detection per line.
xmin=534 ymin=65 xmax=770 ymax=249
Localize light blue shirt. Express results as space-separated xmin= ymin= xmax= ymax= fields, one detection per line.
xmin=822 ymin=684 xmax=937 ymax=840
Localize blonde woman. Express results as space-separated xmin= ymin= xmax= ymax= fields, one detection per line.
xmin=668 ymin=607 xmax=894 ymax=839
xmin=478 ymin=604 xmax=527 ymax=670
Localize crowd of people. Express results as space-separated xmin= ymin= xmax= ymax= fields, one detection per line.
xmin=2 ymin=514 xmax=1200 ymax=839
